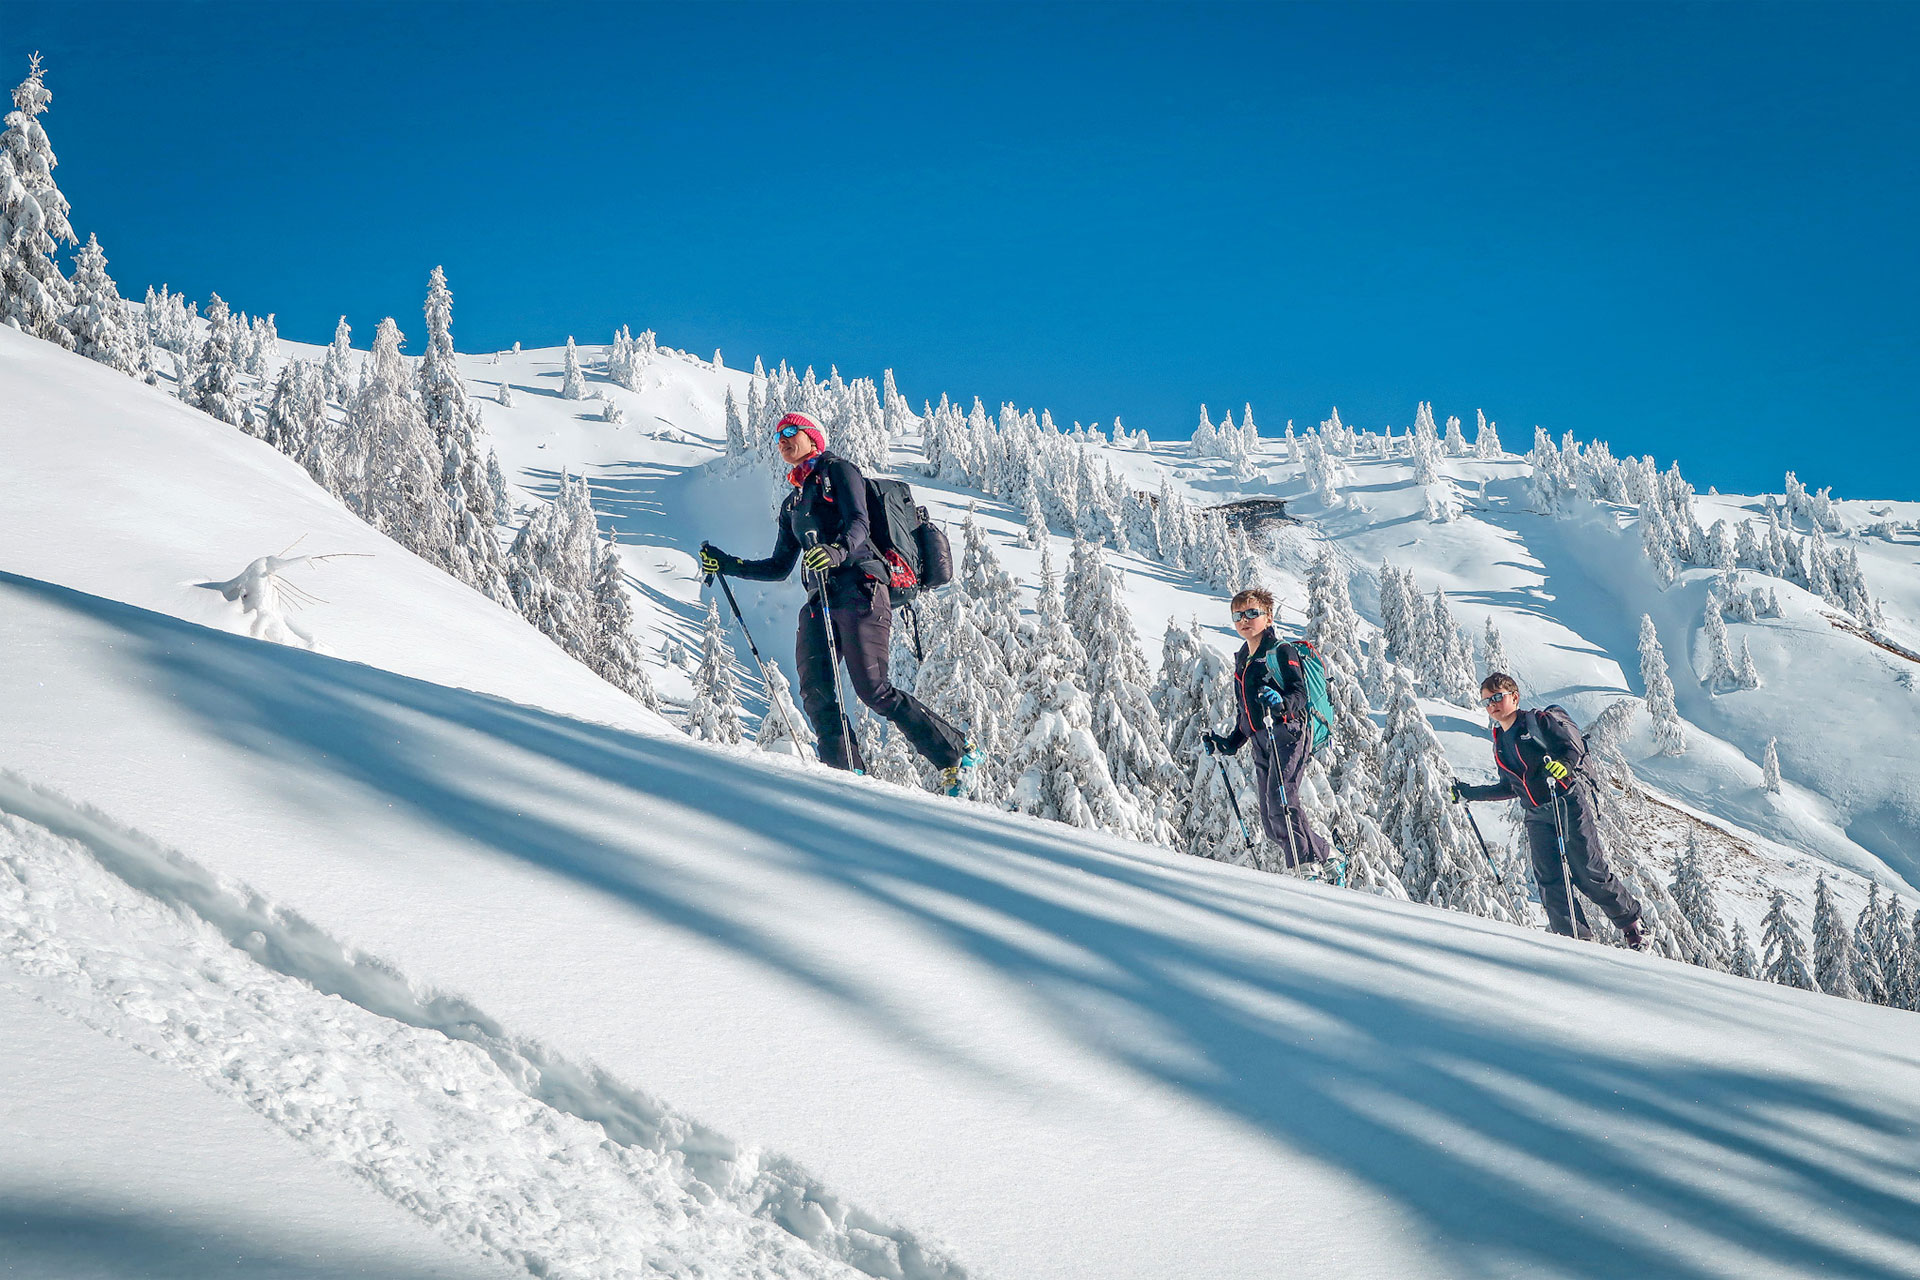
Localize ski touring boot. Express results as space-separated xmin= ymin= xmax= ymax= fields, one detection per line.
xmin=942 ymin=741 xmax=984 ymax=798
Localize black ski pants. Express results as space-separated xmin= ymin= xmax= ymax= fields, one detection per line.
xmin=796 ymin=579 xmax=966 ymax=773
xmin=1250 ymin=726 xmax=1331 ymax=868
xmin=1523 ymin=783 xmax=1641 ymax=938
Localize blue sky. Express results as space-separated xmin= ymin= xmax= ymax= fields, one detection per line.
xmin=12 ymin=2 xmax=1919 ymax=499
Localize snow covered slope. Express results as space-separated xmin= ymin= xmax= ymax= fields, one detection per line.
xmin=7 ymin=330 xmax=1920 ymax=1279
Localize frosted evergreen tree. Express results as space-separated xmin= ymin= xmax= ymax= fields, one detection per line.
xmin=486 ymin=449 xmax=511 ymax=524
xmin=506 ymin=501 xmax=579 ymax=650
xmin=1442 ymin=413 xmax=1468 ymax=457
xmin=688 ymin=598 xmax=745 ymax=745
xmin=1018 ymin=472 xmax=1048 ymax=549
xmin=1811 ymin=876 xmax=1858 ymax=1000
xmin=1070 ymin=543 xmax=1182 ymax=844
xmin=1734 ymin=638 xmax=1761 ymax=691
xmin=1425 ymin=591 xmax=1480 ymax=706
xmin=723 ymin=386 xmax=747 ymax=462
xmin=1639 ymin=614 xmax=1686 ymax=755
xmin=1480 ymin=617 xmax=1513 ymax=686
xmin=599 ymin=398 xmax=624 ymax=425
xmin=1701 ymin=597 xmax=1739 ymax=692
xmin=1473 ymin=409 xmax=1502 ymax=459
xmin=1880 ymin=899 xmax=1915 ymax=1011
xmin=63 ymin=233 xmax=131 ymax=371
xmin=1727 ymin=920 xmax=1759 ymax=981
xmin=419 ymin=267 xmax=510 ymax=603
xmin=1851 ymin=884 xmax=1886 ymax=1005
xmin=1376 ymin=561 xmax=1422 ymax=670
xmin=1761 ymin=737 xmax=1782 ymax=794
xmin=913 ymin=588 xmax=1014 ymax=804
xmin=247 ymin=312 xmax=278 ymax=377
xmin=752 ymin=659 xmax=813 ymax=757
xmin=1668 ymin=829 xmax=1730 ymax=968
xmin=188 ymin=294 xmax=246 ymax=426
xmin=0 ymin=54 xmax=76 ymax=346
xmin=322 ymin=316 xmax=354 ymax=404
xmin=585 ymin=535 xmax=660 ymax=711
xmin=347 ymin=317 xmax=456 ymax=569
xmin=263 ymin=359 xmax=327 ymax=457
xmin=1005 ymin=651 xmax=1135 ymax=834
xmin=1761 ymin=890 xmax=1815 ymax=991
xmin=561 ymin=335 xmax=586 ymax=399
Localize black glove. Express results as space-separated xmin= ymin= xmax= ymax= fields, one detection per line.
xmin=1448 ymin=781 xmax=1462 ymax=805
xmin=698 ymin=542 xmax=734 ymax=576
xmin=1204 ymin=731 xmax=1236 ymax=757
xmin=802 ymin=543 xmax=845 ymax=574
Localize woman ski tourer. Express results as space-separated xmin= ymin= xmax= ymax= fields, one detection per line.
xmin=1203 ymin=587 xmax=1332 ymax=869
xmin=699 ymin=412 xmax=979 ymax=791
xmin=1452 ymin=672 xmax=1648 ymax=948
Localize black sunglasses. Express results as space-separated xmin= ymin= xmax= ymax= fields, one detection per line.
xmin=1482 ymin=692 xmax=1513 ymax=706
xmin=1232 ymin=608 xmax=1267 ymax=622
xmin=777 ymin=424 xmax=804 ymax=440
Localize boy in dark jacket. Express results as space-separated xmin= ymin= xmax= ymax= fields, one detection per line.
xmin=700 ymin=413 xmax=973 ymax=785
xmin=1454 ymin=672 xmax=1646 ymax=948
xmin=1203 ymin=587 xmax=1330 ymax=869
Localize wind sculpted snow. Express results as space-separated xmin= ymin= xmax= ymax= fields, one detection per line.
xmin=5 ymin=569 xmax=1920 ymax=1280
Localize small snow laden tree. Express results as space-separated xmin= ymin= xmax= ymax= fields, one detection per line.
xmin=507 ymin=470 xmax=597 ymax=656
xmin=1811 ymin=875 xmax=1859 ymax=1000
xmin=1473 ymin=409 xmax=1502 ymax=459
xmin=188 ymin=294 xmax=247 ymax=426
xmin=1879 ymin=898 xmax=1917 ymax=1012
xmin=1761 ymin=737 xmax=1782 ymax=794
xmin=600 ymin=397 xmax=625 ymax=425
xmin=1068 ymin=542 xmax=1182 ymax=845
xmin=322 ymin=316 xmax=354 ymax=404
xmin=263 ymin=358 xmax=327 ymax=457
xmin=64 ymin=232 xmax=131 ymax=371
xmin=1850 ymin=884 xmax=1889 ymax=1006
xmin=688 ymin=597 xmax=745 ymax=745
xmin=753 ymin=659 xmax=814 ymax=758
xmin=247 ymin=311 xmax=278 ymax=376
xmin=485 ymin=449 xmax=511 ymax=524
xmin=1734 ymin=638 xmax=1761 ymax=691
xmin=347 ymin=317 xmax=456 ymax=568
xmin=1005 ymin=650 xmax=1137 ymax=834
xmin=1376 ymin=561 xmax=1423 ymax=670
xmin=1761 ymin=889 xmax=1815 ymax=991
xmin=1442 ymin=413 xmax=1468 ymax=458
xmin=1481 ymin=617 xmax=1514 ymax=687
xmin=1724 ymin=919 xmax=1758 ymax=980
xmin=1 ymin=54 xmax=76 ymax=347
xmin=1639 ymin=614 xmax=1686 ymax=755
xmin=912 ymin=588 xmax=1015 ymax=805
xmin=1700 ymin=595 xmax=1740 ymax=693
xmin=561 ymin=335 xmax=587 ymax=399
xmin=1380 ymin=668 xmax=1522 ymax=921
xmin=1668 ymin=828 xmax=1731 ymax=969
xmin=1424 ymin=591 xmax=1480 ymax=707
xmin=420 ymin=267 xmax=511 ymax=605
xmin=586 ymin=534 xmax=661 ymax=711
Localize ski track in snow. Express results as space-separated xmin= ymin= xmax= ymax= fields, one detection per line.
xmin=0 ymin=773 xmax=971 ymax=1280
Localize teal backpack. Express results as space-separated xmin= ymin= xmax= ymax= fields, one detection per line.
xmin=1265 ymin=639 xmax=1335 ymax=755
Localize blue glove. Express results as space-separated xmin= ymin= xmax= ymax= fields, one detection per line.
xmin=802 ymin=544 xmax=844 ymax=574
xmin=1257 ymin=686 xmax=1285 ymax=708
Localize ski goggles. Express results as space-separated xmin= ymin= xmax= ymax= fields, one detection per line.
xmin=776 ymin=424 xmax=805 ymax=440
xmin=1232 ymin=608 xmax=1267 ymax=622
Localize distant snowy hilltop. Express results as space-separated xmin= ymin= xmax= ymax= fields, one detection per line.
xmin=6 ymin=52 xmax=1920 ymax=1280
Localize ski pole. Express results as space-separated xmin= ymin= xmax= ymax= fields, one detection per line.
xmin=1211 ymin=750 xmax=1259 ymax=859
xmin=706 ymin=568 xmax=805 ymax=754
xmin=1267 ymin=734 xmax=1307 ymax=871
xmin=805 ymin=532 xmax=859 ymax=769
xmin=1457 ymin=800 xmax=1506 ymax=886
xmin=1548 ymin=788 xmax=1585 ymax=940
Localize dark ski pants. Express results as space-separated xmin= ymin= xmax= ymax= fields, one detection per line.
xmin=1250 ymin=727 xmax=1331 ymax=868
xmin=1523 ymin=784 xmax=1641 ymax=938
xmin=796 ymin=581 xmax=966 ymax=774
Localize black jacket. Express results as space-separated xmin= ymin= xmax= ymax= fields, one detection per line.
xmin=1221 ymin=629 xmax=1310 ymax=752
xmin=1457 ymin=706 xmax=1589 ymax=810
xmin=726 ymin=451 xmax=887 ymax=598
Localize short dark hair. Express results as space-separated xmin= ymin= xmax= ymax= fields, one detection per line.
xmin=1481 ymin=672 xmax=1519 ymax=699
xmin=1230 ymin=587 xmax=1275 ymax=613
